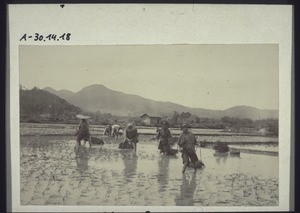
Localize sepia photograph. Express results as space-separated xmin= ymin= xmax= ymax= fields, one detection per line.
xmin=19 ymin=44 xmax=279 ymax=206
xmin=8 ymin=4 xmax=292 ymax=212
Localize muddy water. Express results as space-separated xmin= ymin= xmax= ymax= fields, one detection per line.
xmin=20 ymin=135 xmax=278 ymax=206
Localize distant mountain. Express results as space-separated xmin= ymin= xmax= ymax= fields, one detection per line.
xmin=20 ymin=87 xmax=82 ymax=122
xmin=43 ymin=87 xmax=74 ymax=100
xmin=222 ymin=105 xmax=278 ymax=120
xmin=43 ymin=84 xmax=278 ymax=120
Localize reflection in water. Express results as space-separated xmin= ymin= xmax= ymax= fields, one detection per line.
xmin=74 ymin=145 xmax=89 ymax=175
xmin=157 ymin=156 xmax=170 ymax=192
xmin=215 ymin=155 xmax=228 ymax=165
xmin=175 ymin=173 xmax=197 ymax=206
xmin=74 ymin=143 xmax=90 ymax=157
xmin=121 ymin=150 xmax=138 ymax=180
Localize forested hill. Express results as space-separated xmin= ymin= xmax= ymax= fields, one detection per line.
xmin=20 ymin=87 xmax=82 ymax=123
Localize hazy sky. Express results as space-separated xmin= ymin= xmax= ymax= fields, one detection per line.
xmin=20 ymin=45 xmax=278 ymax=110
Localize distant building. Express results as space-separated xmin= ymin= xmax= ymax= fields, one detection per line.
xmin=140 ymin=113 xmax=161 ymax=126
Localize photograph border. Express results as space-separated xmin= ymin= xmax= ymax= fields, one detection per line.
xmin=7 ymin=3 xmax=293 ymax=212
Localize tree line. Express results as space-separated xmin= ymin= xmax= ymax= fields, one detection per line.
xmin=169 ymin=111 xmax=278 ymax=135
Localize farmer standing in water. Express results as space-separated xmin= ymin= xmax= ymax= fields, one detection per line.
xmin=75 ymin=115 xmax=91 ymax=148
xmin=153 ymin=121 xmax=172 ymax=155
xmin=177 ymin=122 xmax=199 ymax=173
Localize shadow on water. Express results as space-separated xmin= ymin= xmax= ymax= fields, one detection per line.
xmin=175 ymin=173 xmax=197 ymax=206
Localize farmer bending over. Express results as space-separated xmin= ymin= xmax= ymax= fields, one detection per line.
xmin=124 ymin=123 xmax=139 ymax=151
xmin=111 ymin=124 xmax=123 ymax=138
xmin=103 ymin=124 xmax=112 ymax=137
xmin=153 ymin=121 xmax=172 ymax=155
xmin=177 ymin=122 xmax=199 ymax=173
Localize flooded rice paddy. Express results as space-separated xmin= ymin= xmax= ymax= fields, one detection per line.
xmin=20 ymin=124 xmax=279 ymax=206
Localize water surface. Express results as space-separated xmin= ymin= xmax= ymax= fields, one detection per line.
xmin=20 ymin=135 xmax=279 ymax=206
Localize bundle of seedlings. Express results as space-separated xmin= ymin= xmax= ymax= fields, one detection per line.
xmin=213 ymin=142 xmax=229 ymax=153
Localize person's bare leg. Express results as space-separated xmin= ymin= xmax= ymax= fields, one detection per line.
xmin=182 ymin=162 xmax=188 ymax=173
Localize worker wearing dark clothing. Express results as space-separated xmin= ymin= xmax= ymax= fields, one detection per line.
xmin=154 ymin=121 xmax=172 ymax=155
xmin=76 ymin=119 xmax=90 ymax=146
xmin=123 ymin=123 xmax=139 ymax=151
xmin=177 ymin=122 xmax=199 ymax=173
